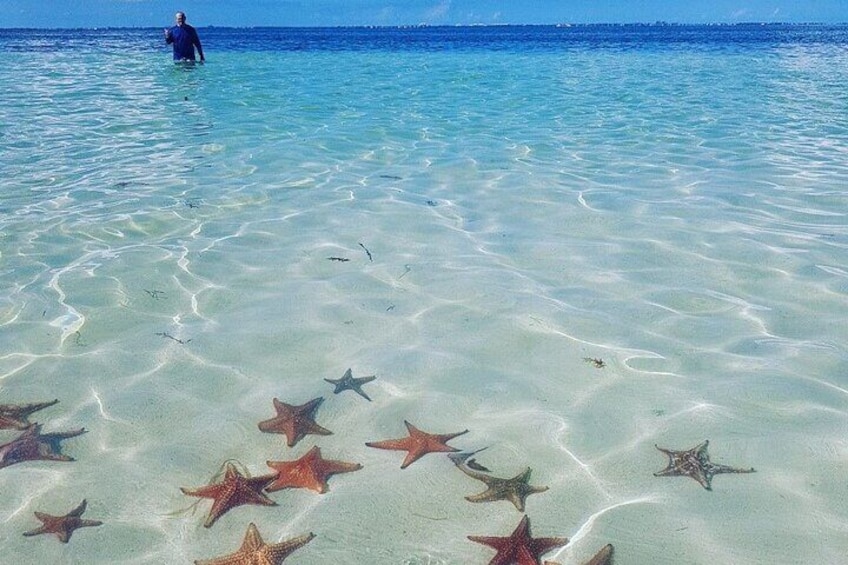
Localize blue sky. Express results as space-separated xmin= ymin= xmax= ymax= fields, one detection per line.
xmin=2 ymin=0 xmax=846 ymax=28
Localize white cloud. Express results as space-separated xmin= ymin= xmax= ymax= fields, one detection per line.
xmin=423 ymin=0 xmax=451 ymax=21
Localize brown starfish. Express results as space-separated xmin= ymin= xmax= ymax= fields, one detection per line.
xmin=181 ymin=462 xmax=277 ymax=528
xmin=258 ymin=397 xmax=332 ymax=448
xmin=23 ymin=499 xmax=102 ymax=543
xmin=459 ymin=465 xmax=549 ymax=512
xmin=0 ymin=424 xmax=86 ymax=469
xmin=265 ymin=446 xmax=362 ymax=494
xmin=0 ymin=399 xmax=59 ymax=430
xmin=469 ymin=515 xmax=568 ymax=565
xmin=366 ymin=420 xmax=468 ymax=469
xmin=194 ymin=522 xmax=314 ymax=565
xmin=324 ymin=368 xmax=376 ymax=401
xmin=654 ymin=440 xmax=755 ymax=490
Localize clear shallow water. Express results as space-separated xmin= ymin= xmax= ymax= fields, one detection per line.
xmin=1 ymin=25 xmax=847 ymax=564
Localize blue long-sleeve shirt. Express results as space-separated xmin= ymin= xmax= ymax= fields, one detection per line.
xmin=165 ymin=24 xmax=204 ymax=61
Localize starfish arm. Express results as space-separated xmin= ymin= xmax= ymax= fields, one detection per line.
xmin=465 ymin=489 xmax=499 ymax=504
xmin=257 ymin=418 xmax=278 ymax=433
xmin=529 ymin=536 xmax=570 ymax=558
xmin=194 ymin=556 xmax=242 ymax=565
xmin=306 ymin=421 xmax=334 ymax=437
xmin=205 ymin=488 xmax=277 ymax=527
xmin=264 ymin=531 xmax=316 ymax=562
xmin=353 ymin=388 xmax=372 ymax=401
xmin=365 ymin=438 xmax=409 ymax=450
xmin=45 ymin=428 xmax=87 ymax=440
xmin=180 ymin=484 xmax=221 ymax=499
xmin=467 ymin=534 xmax=508 ymax=548
xmin=22 ymin=525 xmax=48 ymax=537
xmin=67 ymin=500 xmax=88 ymax=517
xmin=583 ymin=544 xmax=614 ymax=565
xmin=506 ymin=492 xmax=528 ymax=513
xmin=709 ymin=462 xmax=756 ymax=475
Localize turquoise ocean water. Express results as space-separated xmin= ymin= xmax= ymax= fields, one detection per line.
xmin=1 ymin=25 xmax=847 ymax=564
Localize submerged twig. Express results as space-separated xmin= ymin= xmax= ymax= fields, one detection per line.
xmin=156 ymin=332 xmax=191 ymax=345
xmin=359 ymin=242 xmax=373 ymax=262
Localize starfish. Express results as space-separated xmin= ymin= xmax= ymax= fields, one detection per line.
xmin=181 ymin=462 xmax=278 ymax=528
xmin=258 ymin=397 xmax=332 ymax=448
xmin=469 ymin=515 xmax=568 ymax=565
xmin=194 ymin=522 xmax=314 ymax=565
xmin=366 ymin=420 xmax=468 ymax=469
xmin=324 ymin=368 xmax=376 ymax=401
xmin=265 ymin=446 xmax=362 ymax=494
xmin=654 ymin=440 xmax=755 ymax=490
xmin=0 ymin=424 xmax=86 ymax=469
xmin=459 ymin=465 xmax=549 ymax=512
xmin=0 ymin=399 xmax=59 ymax=430
xmin=23 ymin=499 xmax=102 ymax=543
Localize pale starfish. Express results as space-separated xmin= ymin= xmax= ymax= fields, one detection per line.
xmin=324 ymin=368 xmax=376 ymax=401
xmin=459 ymin=465 xmax=549 ymax=512
xmin=654 ymin=440 xmax=755 ymax=490
xmin=0 ymin=424 xmax=86 ymax=469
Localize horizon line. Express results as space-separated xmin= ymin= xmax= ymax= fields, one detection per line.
xmin=1 ymin=21 xmax=844 ymax=31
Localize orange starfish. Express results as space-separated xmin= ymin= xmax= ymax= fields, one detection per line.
xmin=469 ymin=515 xmax=567 ymax=565
xmin=181 ymin=462 xmax=277 ymax=528
xmin=366 ymin=420 xmax=468 ymax=469
xmin=258 ymin=397 xmax=332 ymax=448
xmin=265 ymin=446 xmax=362 ymax=494
xmin=194 ymin=522 xmax=314 ymax=565
xmin=23 ymin=499 xmax=102 ymax=543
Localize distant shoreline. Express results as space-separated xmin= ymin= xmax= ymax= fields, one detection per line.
xmin=1 ymin=21 xmax=844 ymax=32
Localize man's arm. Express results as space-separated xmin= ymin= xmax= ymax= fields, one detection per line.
xmin=193 ymin=29 xmax=205 ymax=61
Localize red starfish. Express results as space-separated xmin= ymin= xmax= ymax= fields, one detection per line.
xmin=194 ymin=522 xmax=314 ymax=565
xmin=258 ymin=397 xmax=332 ymax=448
xmin=0 ymin=424 xmax=86 ymax=469
xmin=181 ymin=462 xmax=277 ymax=528
xmin=23 ymin=499 xmax=102 ymax=543
xmin=365 ymin=420 xmax=468 ymax=469
xmin=468 ymin=515 xmax=568 ymax=565
xmin=265 ymin=446 xmax=362 ymax=494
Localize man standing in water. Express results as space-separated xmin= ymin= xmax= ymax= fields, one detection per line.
xmin=164 ymin=11 xmax=205 ymax=63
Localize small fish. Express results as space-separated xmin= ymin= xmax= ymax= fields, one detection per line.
xmin=327 ymin=257 xmax=350 ymax=262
